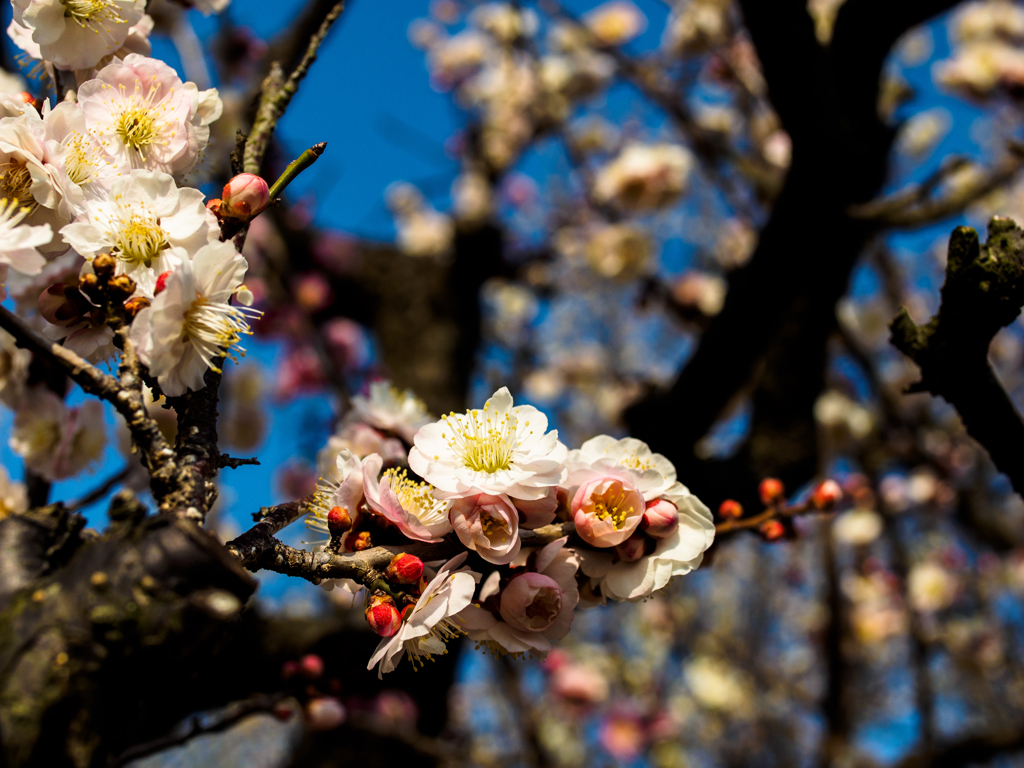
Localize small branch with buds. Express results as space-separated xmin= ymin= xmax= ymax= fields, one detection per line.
xmin=890 ymin=217 xmax=1024 ymax=497
xmin=715 ymin=478 xmax=843 ymax=540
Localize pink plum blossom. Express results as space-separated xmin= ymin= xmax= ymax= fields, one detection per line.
xmin=572 ymin=475 xmax=644 ymax=547
xmin=448 ymin=492 xmax=521 ymax=564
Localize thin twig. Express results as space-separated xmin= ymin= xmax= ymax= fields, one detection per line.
xmin=268 ymin=142 xmax=328 ymax=200
xmin=65 ymin=466 xmax=132 ymax=513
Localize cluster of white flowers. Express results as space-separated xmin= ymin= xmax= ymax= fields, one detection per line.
xmin=309 ymin=384 xmax=714 ymax=676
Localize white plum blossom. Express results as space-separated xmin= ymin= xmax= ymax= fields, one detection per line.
xmin=9 ymin=0 xmax=146 ymax=71
xmin=363 ymin=453 xmax=454 ymax=542
xmin=409 ymin=386 xmax=568 ymax=501
xmin=128 ymin=241 xmax=258 ymax=396
xmin=577 ymin=483 xmax=714 ymax=602
xmin=348 ymin=380 xmax=432 ymax=443
xmin=60 ymin=169 xmax=220 ymax=296
xmin=566 ymin=435 xmax=679 ymax=501
xmin=316 ymin=421 xmax=406 ymax=470
xmin=44 ymin=101 xmax=120 ymax=211
xmin=368 ymin=553 xmax=478 ymax=678
xmin=9 ymin=390 xmax=106 ymax=481
xmin=593 ymin=142 xmax=693 ymax=211
xmin=78 ymin=54 xmax=222 ymax=176
xmin=0 ymin=197 xmax=52 ymax=296
xmin=307 ymin=448 xmax=366 ymax=542
xmin=0 ymin=110 xmax=75 ymax=251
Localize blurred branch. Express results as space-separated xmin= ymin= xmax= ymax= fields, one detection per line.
xmin=893 ymin=727 xmax=1024 ymax=768
xmin=890 ymin=218 xmax=1024 ymax=497
xmin=242 ymin=2 xmax=344 ymax=176
xmin=115 ymin=693 xmax=291 ymax=766
xmin=850 ymin=149 xmax=1024 ymax=228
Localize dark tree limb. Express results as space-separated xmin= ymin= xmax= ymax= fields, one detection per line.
xmin=890 ymin=217 xmax=1024 ymax=497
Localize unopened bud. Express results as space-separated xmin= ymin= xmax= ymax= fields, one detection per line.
xmin=206 ymin=198 xmax=224 ymax=216
xmin=641 ymin=498 xmax=679 ymax=538
xmin=123 ymin=296 xmax=150 ymax=321
xmin=759 ymin=519 xmax=785 ymax=541
xmin=365 ymin=596 xmax=401 ymax=637
xmin=759 ymin=478 xmax=785 ymax=506
xmin=300 ymin=653 xmax=324 ymax=679
xmin=350 ymin=531 xmax=372 ymax=551
xmin=614 ymin=532 xmax=647 ymax=562
xmin=222 ymin=173 xmax=270 ymax=220
xmin=154 ymin=270 xmax=173 ymax=295
xmin=811 ymin=479 xmax=843 ymax=509
xmin=718 ymin=499 xmax=743 ymax=519
xmin=327 ymin=506 xmax=351 ymax=534
xmin=92 ymin=253 xmax=116 ymax=279
xmin=16 ymin=91 xmax=33 ymax=104
xmin=386 ymin=553 xmax=424 ymax=584
xmin=107 ymin=274 xmax=137 ymax=300
xmin=78 ymin=273 xmax=98 ymax=293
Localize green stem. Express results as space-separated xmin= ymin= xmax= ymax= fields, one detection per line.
xmin=267 ymin=142 xmax=327 ymax=201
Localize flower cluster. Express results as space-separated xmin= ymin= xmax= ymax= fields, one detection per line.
xmin=307 ymin=384 xmax=714 ymax=676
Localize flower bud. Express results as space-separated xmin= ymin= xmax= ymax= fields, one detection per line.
xmin=123 ymin=296 xmax=150 ymax=322
xmin=350 ymin=530 xmax=372 ymax=551
xmin=718 ymin=499 xmax=743 ymax=519
xmin=107 ymin=274 xmax=137 ymax=301
xmin=305 ymin=697 xmax=346 ymax=731
xmin=222 ymin=173 xmax=270 ymax=220
xmin=38 ymin=283 xmax=83 ymax=326
xmin=614 ymin=532 xmax=646 ymax=562
xmin=300 ymin=653 xmax=324 ymax=679
xmin=386 ymin=553 xmax=424 ymax=584
xmin=759 ymin=478 xmax=785 ymax=506
xmin=759 ymin=519 xmax=785 ymax=541
xmin=92 ymin=253 xmax=116 ymax=280
xmin=78 ymin=273 xmax=98 ymax=294
xmin=327 ymin=506 xmax=351 ymax=534
xmin=365 ymin=596 xmax=401 ymax=637
xmin=641 ymin=498 xmax=679 ymax=538
xmin=811 ymin=479 xmax=843 ymax=509
xmin=154 ymin=270 xmax=173 ymax=295
xmin=16 ymin=92 xmax=33 ymax=104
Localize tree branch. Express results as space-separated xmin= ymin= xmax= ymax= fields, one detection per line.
xmin=890 ymin=217 xmax=1024 ymax=497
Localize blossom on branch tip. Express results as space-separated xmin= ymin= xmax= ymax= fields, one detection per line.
xmin=221 ymin=173 xmax=269 ymax=220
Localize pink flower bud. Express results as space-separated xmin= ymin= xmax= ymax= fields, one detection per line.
xmin=300 ymin=653 xmax=324 ymax=679
xmin=499 ymin=572 xmax=564 ymax=633
xmin=386 ymin=553 xmax=425 ymax=584
xmin=571 ymin=475 xmax=644 ymax=547
xmin=305 ymin=697 xmax=346 ymax=732
xmin=811 ymin=479 xmax=842 ymax=509
xmin=614 ymin=532 xmax=646 ymax=562
xmin=641 ymin=498 xmax=679 ymax=539
xmin=365 ymin=597 xmax=401 ymax=637
xmin=222 ymin=173 xmax=270 ymax=220
xmin=760 ymin=519 xmax=785 ymax=541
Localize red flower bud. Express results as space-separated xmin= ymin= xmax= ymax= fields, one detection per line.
xmin=386 ymin=553 xmax=424 ymax=584
xmin=16 ymin=91 xmax=33 ymax=104
xmin=759 ymin=478 xmax=785 ymax=506
xmin=811 ymin=479 xmax=843 ymax=509
xmin=222 ymin=173 xmax=270 ymax=220
xmin=641 ymin=498 xmax=679 ymax=538
xmin=718 ymin=499 xmax=743 ymax=519
xmin=327 ymin=506 xmax=351 ymax=534
xmin=300 ymin=653 xmax=324 ymax=679
xmin=759 ymin=519 xmax=785 ymax=541
xmin=365 ymin=596 xmax=401 ymax=637
xmin=614 ymin=533 xmax=647 ymax=562
xmin=155 ymin=270 xmax=173 ymax=295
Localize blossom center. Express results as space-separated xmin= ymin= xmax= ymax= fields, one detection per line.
xmin=587 ymin=484 xmax=635 ymax=530
xmin=62 ymin=0 xmax=124 ymax=26
xmin=110 ymin=203 xmax=168 ymax=268
xmin=0 ymin=164 xmax=36 ymax=212
xmin=522 ymin=586 xmax=561 ymax=630
xmin=116 ymin=108 xmax=158 ymax=153
xmin=65 ymin=133 xmax=99 ymax=185
xmin=443 ymin=406 xmax=519 ymax=473
xmin=182 ymin=298 xmax=257 ymax=373
xmin=383 ymin=467 xmax=449 ymax=524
